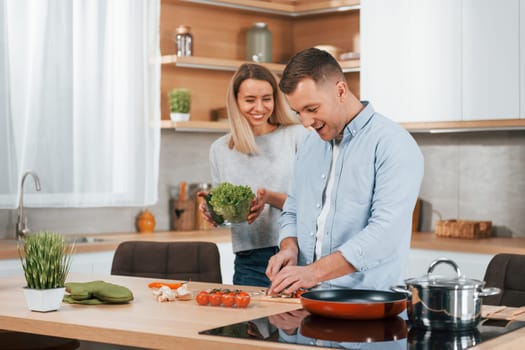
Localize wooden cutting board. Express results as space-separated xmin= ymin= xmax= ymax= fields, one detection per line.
xmin=253 ymin=294 xmax=302 ymax=304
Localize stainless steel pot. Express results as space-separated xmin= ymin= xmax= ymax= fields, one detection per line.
xmin=392 ymin=258 xmax=500 ymax=331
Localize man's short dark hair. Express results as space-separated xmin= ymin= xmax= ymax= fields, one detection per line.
xmin=279 ymin=47 xmax=345 ymax=94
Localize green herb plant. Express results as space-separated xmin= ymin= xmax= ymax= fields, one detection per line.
xmin=169 ymin=88 xmax=191 ymax=113
xmin=208 ymin=182 xmax=255 ymax=223
xmin=18 ymin=231 xmax=75 ymax=289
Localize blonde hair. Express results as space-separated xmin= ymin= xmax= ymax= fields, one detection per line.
xmin=227 ymin=63 xmax=298 ymax=155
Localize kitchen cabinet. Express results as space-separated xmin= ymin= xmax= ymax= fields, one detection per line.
xmin=160 ymin=0 xmax=360 ymax=131
xmin=0 ymin=252 xmax=115 ymax=277
xmin=521 ymin=1 xmax=525 ymax=120
xmin=360 ymin=0 xmax=409 ymax=123
xmin=0 ymin=243 xmax=235 ymax=284
xmin=361 ymin=0 xmax=461 ymax=123
xmin=361 ymin=0 xmax=521 ymax=124
xmin=407 ymin=248 xmax=492 ymax=281
xmin=462 ymin=0 xmax=520 ymax=121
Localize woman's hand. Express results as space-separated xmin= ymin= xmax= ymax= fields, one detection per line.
xmin=247 ymin=188 xmax=268 ymax=224
xmin=196 ymin=191 xmax=218 ymax=227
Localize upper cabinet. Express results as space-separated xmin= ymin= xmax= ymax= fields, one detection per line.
xmin=521 ymin=0 xmax=525 ymax=120
xmin=462 ymin=0 xmax=519 ymax=120
xmin=361 ymin=0 xmax=522 ymax=124
xmin=361 ymin=0 xmax=461 ymax=123
xmin=160 ymin=0 xmax=361 ymax=129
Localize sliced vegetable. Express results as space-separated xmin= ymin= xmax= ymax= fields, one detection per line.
xmin=148 ymin=281 xmax=183 ymax=290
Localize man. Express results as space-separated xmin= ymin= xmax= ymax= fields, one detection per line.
xmin=266 ymin=48 xmax=424 ymax=295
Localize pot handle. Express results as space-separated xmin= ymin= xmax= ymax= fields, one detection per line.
xmin=427 ymin=258 xmax=462 ymax=278
xmin=391 ymin=285 xmax=411 ymax=297
xmin=478 ymin=287 xmax=501 ymax=297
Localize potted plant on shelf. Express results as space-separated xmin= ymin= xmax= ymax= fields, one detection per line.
xmin=18 ymin=231 xmax=75 ymax=312
xmin=169 ymin=88 xmax=191 ymax=122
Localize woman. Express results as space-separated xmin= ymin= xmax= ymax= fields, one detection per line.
xmin=199 ymin=63 xmax=308 ymax=287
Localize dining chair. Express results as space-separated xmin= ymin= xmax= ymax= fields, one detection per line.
xmin=482 ymin=253 xmax=525 ymax=307
xmin=111 ymin=241 xmax=222 ymax=283
xmin=0 ymin=330 xmax=80 ymax=350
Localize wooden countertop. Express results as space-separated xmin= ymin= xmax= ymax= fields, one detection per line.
xmin=411 ymin=232 xmax=525 ymax=255
xmin=3 ymin=229 xmax=525 ymax=260
xmin=0 ymin=274 xmax=303 ymax=350
xmin=0 ymin=228 xmax=232 ymax=259
xmin=1 ymin=274 xmax=524 ymax=350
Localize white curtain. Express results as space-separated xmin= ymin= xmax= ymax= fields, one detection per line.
xmin=0 ymin=0 xmax=161 ymax=208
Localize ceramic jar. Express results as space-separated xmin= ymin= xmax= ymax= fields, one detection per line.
xmin=246 ymin=22 xmax=272 ymax=62
xmin=137 ymin=209 xmax=155 ymax=233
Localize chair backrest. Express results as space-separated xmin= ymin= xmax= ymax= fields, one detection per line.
xmin=482 ymin=253 xmax=525 ymax=307
xmin=111 ymin=241 xmax=222 ymax=283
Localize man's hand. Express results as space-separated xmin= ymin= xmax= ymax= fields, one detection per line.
xmin=266 ymin=245 xmax=297 ymax=282
xmin=267 ymin=264 xmax=319 ymax=296
xmin=267 ymin=250 xmax=357 ymax=296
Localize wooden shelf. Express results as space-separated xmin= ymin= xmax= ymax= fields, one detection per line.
xmin=171 ymin=0 xmax=360 ymax=16
xmin=160 ymin=120 xmax=230 ymax=132
xmin=402 ymin=119 xmax=525 ymax=133
xmin=161 ymin=55 xmax=360 ymax=73
xmin=159 ymin=119 xmax=525 ymax=134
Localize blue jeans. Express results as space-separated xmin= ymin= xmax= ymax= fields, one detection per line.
xmin=233 ymin=246 xmax=279 ymax=287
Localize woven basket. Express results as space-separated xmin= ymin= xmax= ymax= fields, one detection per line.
xmin=435 ymin=220 xmax=492 ymax=239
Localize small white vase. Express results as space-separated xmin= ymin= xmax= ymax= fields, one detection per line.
xmin=170 ymin=112 xmax=190 ymax=122
xmin=23 ymin=287 xmax=66 ymax=312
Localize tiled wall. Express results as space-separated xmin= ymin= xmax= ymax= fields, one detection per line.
xmin=413 ymin=131 xmax=525 ymax=237
xmin=1 ymin=129 xmax=524 ymax=239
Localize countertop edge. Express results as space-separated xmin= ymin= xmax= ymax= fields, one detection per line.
xmin=3 ymin=230 xmax=525 ymax=260
xmin=0 ymin=228 xmax=232 ymax=260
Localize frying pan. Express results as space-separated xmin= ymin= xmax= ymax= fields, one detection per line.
xmin=300 ymin=314 xmax=408 ymax=342
xmin=300 ymin=289 xmax=407 ymax=320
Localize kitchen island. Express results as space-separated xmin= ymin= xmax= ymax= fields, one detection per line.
xmin=1 ymin=274 xmax=525 ymax=350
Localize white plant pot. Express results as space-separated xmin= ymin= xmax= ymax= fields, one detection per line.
xmin=170 ymin=112 xmax=190 ymax=122
xmin=23 ymin=287 xmax=66 ymax=312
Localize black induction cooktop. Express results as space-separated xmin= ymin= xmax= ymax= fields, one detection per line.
xmin=199 ymin=309 xmax=525 ymax=350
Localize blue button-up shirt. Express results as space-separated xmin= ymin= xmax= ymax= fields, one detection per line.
xmin=280 ymin=102 xmax=424 ymax=290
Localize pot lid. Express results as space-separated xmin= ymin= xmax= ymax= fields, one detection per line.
xmin=405 ymin=258 xmax=485 ymax=289
xmin=405 ymin=274 xmax=484 ymax=289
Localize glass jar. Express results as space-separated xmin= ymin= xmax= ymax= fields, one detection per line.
xmin=246 ymin=22 xmax=272 ymax=63
xmin=175 ymin=25 xmax=193 ymax=57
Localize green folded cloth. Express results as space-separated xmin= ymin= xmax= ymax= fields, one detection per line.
xmin=63 ymin=280 xmax=134 ymax=304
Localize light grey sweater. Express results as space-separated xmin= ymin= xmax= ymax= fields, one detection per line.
xmin=209 ymin=124 xmax=308 ymax=253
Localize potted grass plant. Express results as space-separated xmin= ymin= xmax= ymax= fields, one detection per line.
xmin=169 ymin=88 xmax=191 ymax=122
xmin=18 ymin=231 xmax=75 ymax=312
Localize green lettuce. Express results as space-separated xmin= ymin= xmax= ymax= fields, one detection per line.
xmin=208 ymin=183 xmax=255 ymax=223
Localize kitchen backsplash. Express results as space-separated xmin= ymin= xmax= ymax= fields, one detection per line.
xmin=1 ymin=129 xmax=524 ymax=239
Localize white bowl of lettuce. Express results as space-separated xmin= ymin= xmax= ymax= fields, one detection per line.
xmin=208 ymin=182 xmax=255 ymax=224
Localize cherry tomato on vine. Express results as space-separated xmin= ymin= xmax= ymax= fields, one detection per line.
xmin=195 ymin=291 xmax=209 ymax=306
xmin=221 ymin=292 xmax=235 ymax=307
xmin=209 ymin=292 xmax=223 ymax=306
xmin=234 ymin=292 xmax=251 ymax=308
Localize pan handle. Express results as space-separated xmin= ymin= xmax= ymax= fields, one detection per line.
xmin=391 ymin=285 xmax=411 ymax=297
xmin=477 ymin=287 xmax=501 ymax=297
